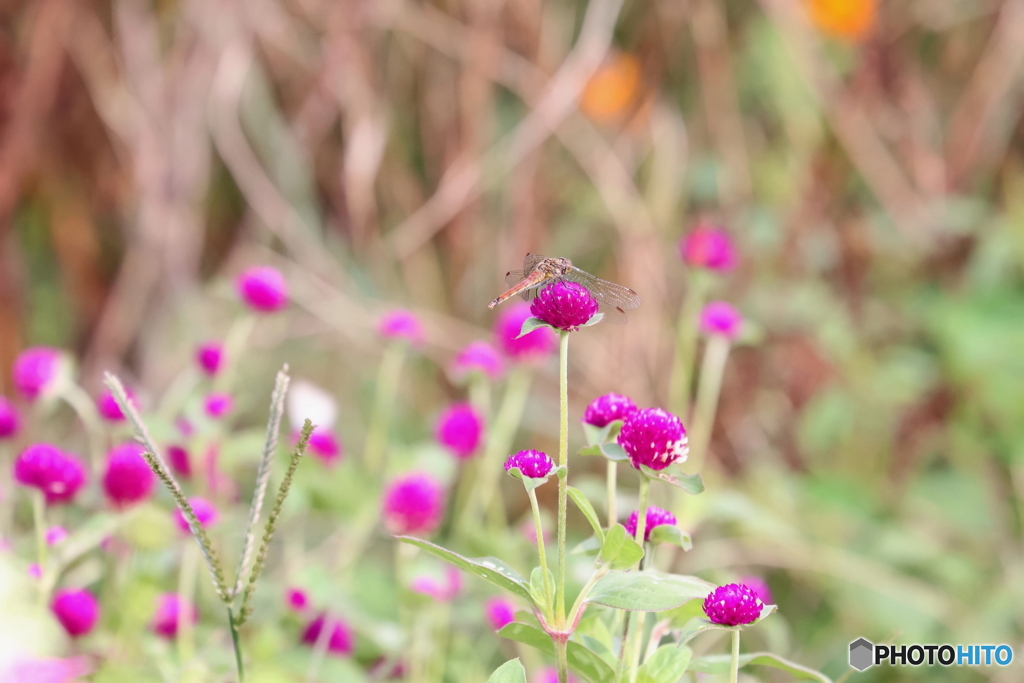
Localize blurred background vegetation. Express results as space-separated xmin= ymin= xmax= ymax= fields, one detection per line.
xmin=2 ymin=0 xmax=1024 ymax=680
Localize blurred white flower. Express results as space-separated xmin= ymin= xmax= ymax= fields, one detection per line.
xmin=287 ymin=380 xmax=338 ymax=431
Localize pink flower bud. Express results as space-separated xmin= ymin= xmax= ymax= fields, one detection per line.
xmin=14 ymin=444 xmax=86 ymax=505
xmin=624 ymin=506 xmax=676 ymax=542
xmin=485 ymin=597 xmax=516 ymax=631
xmin=582 ymin=393 xmax=637 ymax=428
xmin=173 ymin=497 xmax=219 ymax=533
xmin=679 ymin=223 xmax=737 ymax=272
xmin=51 ymin=589 xmax=100 ymax=638
xmin=13 ymin=347 xmax=63 ymax=401
xmin=151 ymin=593 xmax=198 ymax=638
xmin=286 ymin=588 xmax=309 ymax=611
xmin=46 ymin=526 xmax=68 ymax=546
xmin=377 ymin=309 xmax=425 ymax=346
xmin=0 ymin=396 xmax=20 ymax=439
xmin=450 ymin=341 xmax=504 ymax=381
xmin=102 ymin=443 xmax=155 ymax=508
xmin=382 ymin=472 xmax=445 ymax=536
xmin=166 ymin=445 xmax=192 ymax=478
xmin=236 ymin=266 xmax=288 ymax=312
xmin=529 ymin=282 xmax=599 ymax=331
xmin=494 ymin=303 xmax=557 ymax=361
xmin=503 ymin=450 xmax=555 ymax=479
xmin=435 ymin=403 xmax=484 ymax=460
xmin=702 ymin=583 xmax=763 ymax=626
xmin=96 ymin=388 xmax=135 ymax=422
xmin=195 ymin=342 xmax=224 ymax=376
xmin=301 ymin=613 xmax=354 ymax=656
xmin=203 ymin=392 xmax=233 ymax=419
xmin=699 ymin=301 xmax=743 ymax=339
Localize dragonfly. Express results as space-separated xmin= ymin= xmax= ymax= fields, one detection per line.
xmin=488 ymin=254 xmax=641 ymax=324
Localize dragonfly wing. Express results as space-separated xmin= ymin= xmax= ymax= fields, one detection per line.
xmin=596 ymin=299 xmax=628 ymax=325
xmin=523 ymin=253 xmax=546 ymax=272
xmin=565 ymin=268 xmax=642 ymax=310
xmin=504 ymin=270 xmax=539 ymax=301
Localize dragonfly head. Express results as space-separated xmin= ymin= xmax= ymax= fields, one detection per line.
xmin=550 ymin=257 xmax=573 ymax=275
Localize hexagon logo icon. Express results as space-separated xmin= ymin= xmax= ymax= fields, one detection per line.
xmin=849 ymin=638 xmax=874 ymax=671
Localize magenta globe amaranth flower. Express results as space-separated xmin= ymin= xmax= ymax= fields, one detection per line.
xmin=236 ymin=265 xmax=288 ymax=312
xmin=46 ymin=526 xmax=68 ymax=546
xmin=102 ymin=443 xmax=155 ymax=508
xmin=166 ymin=445 xmax=192 ymax=478
xmin=152 ymin=593 xmax=198 ymax=638
xmin=700 ymin=301 xmax=743 ymax=339
xmin=436 ymin=403 xmax=484 ymax=460
xmin=51 ymin=589 xmax=100 ymax=637
xmin=13 ymin=346 xmax=64 ymax=401
xmin=504 ymin=450 xmax=555 ymax=479
xmin=173 ymin=497 xmax=219 ymax=533
xmin=14 ymin=444 xmax=87 ymax=505
xmin=195 ymin=342 xmax=224 ymax=376
xmin=529 ymin=281 xmax=599 ymax=331
xmin=286 ymin=588 xmax=309 ymax=611
xmin=679 ymin=223 xmax=737 ymax=272
xmin=703 ymin=583 xmax=763 ymax=626
xmin=204 ymin=392 xmax=233 ymax=419
xmin=494 ymin=302 xmax=557 ymax=361
xmin=411 ymin=567 xmax=462 ymax=601
xmin=450 ymin=341 xmax=504 ymax=381
xmin=739 ymin=575 xmax=773 ymax=605
xmin=0 ymin=396 xmax=20 ymax=439
xmin=301 ymin=613 xmax=354 ymax=656
xmin=485 ymin=597 xmax=516 ymax=631
xmin=582 ymin=393 xmax=637 ymax=428
xmin=294 ymin=427 xmax=343 ymax=465
xmin=624 ymin=506 xmax=677 ymax=542
xmin=617 ymin=408 xmax=688 ymax=471
xmin=382 ymin=472 xmax=445 ymax=536
xmin=378 ymin=309 xmax=425 ymax=347
xmin=96 ymin=387 xmax=135 ymax=422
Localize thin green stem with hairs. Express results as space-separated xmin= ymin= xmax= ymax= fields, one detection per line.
xmin=668 ymin=271 xmax=710 ymax=421
xmin=363 ymin=342 xmax=407 ymax=473
xmin=527 ymin=487 xmax=554 ymax=617
xmin=688 ymin=333 xmax=731 ymax=473
xmin=730 ymin=629 xmax=741 ymax=683
xmin=623 ymin=475 xmax=651 ymax=683
xmin=555 ymin=330 xmax=570 ymax=683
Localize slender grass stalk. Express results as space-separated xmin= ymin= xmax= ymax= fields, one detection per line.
xmin=231 ymin=367 xmax=291 ymax=598
xmin=237 ymin=420 xmax=313 ymax=624
xmin=667 ymin=272 xmax=709 ymax=420
xmin=624 ymin=476 xmax=651 ymax=683
xmin=606 ymin=460 xmax=617 ymax=528
xmin=555 ymin=331 xmax=569 ymax=627
xmin=527 ymin=487 xmax=554 ymax=614
xmin=228 ymin=606 xmax=245 ymax=682
xmin=363 ymin=343 xmax=407 ymax=473
xmin=688 ymin=334 xmax=731 ymax=473
xmin=730 ymin=629 xmax=740 ymax=683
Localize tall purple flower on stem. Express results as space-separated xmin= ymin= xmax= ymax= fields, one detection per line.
xmin=494 ymin=302 xmax=557 ymax=361
xmin=436 ymin=403 xmax=484 ymax=460
xmin=450 ymin=341 xmax=504 ymax=381
xmin=173 ymin=497 xmax=219 ymax=533
xmin=529 ymin=282 xmax=599 ymax=331
xmin=702 ymin=583 xmax=763 ymax=626
xmin=51 ymin=589 xmax=100 ymax=637
xmin=0 ymin=396 xmax=20 ymax=439
xmin=624 ymin=506 xmax=677 ymax=542
xmin=12 ymin=347 xmax=64 ymax=401
xmin=382 ymin=472 xmax=445 ymax=536
xmin=377 ymin=309 xmax=425 ymax=347
xmin=679 ymin=223 xmax=737 ymax=272
xmin=204 ymin=392 xmax=233 ymax=419
xmin=236 ymin=266 xmax=288 ymax=312
xmin=485 ymin=597 xmax=516 ymax=631
xmin=503 ymin=450 xmax=555 ymax=479
xmin=196 ymin=342 xmax=224 ymax=376
xmin=301 ymin=613 xmax=354 ymax=656
xmin=14 ymin=444 xmax=87 ymax=505
xmin=102 ymin=443 xmax=155 ymax=508
xmin=617 ymin=408 xmax=688 ymax=471
xmin=700 ymin=301 xmax=743 ymax=339
xmin=582 ymin=393 xmax=637 ymax=427
xmin=152 ymin=593 xmax=198 ymax=638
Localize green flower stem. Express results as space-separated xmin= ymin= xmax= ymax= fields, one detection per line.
xmin=468 ymin=373 xmax=492 ymax=420
xmin=31 ymin=490 xmax=47 ymax=596
xmin=474 ymin=368 xmax=532 ymax=533
xmin=668 ymin=271 xmax=710 ymax=420
xmin=212 ymin=314 xmax=256 ymax=394
xmin=156 ymin=366 xmax=200 ymax=422
xmin=688 ymin=334 xmax=731 ymax=473
xmin=363 ymin=343 xmax=407 ymax=474
xmin=730 ymin=629 xmax=741 ymax=683
xmin=606 ymin=460 xmax=617 ymax=528
xmin=555 ymin=638 xmax=570 ymax=683
xmin=58 ymin=383 xmax=104 ymax=476
xmin=555 ymin=331 xmax=570 ymax=626
xmin=623 ymin=475 xmax=651 ymax=683
xmin=177 ymin=541 xmax=200 ymax=671
xmin=566 ymin=566 xmax=608 ymax=628
xmin=527 ymin=487 xmax=554 ymax=617
xmin=427 ymin=600 xmax=453 ymax=682
xmin=228 ymin=606 xmax=245 ymax=683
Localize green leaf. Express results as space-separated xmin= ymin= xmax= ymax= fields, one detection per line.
xmin=518 ymin=317 xmax=555 ymax=338
xmin=648 ymin=525 xmax=692 ymax=551
xmin=395 ymin=537 xmax=532 ymax=602
xmin=639 ymin=465 xmax=704 ymax=494
xmin=598 ymin=524 xmax=644 ymax=570
xmin=486 ymin=658 xmax=527 ymax=683
xmin=529 ymin=566 xmax=554 ymax=610
xmin=687 ymin=652 xmax=832 ymax=682
xmin=506 ymin=467 xmax=550 ymax=492
xmin=586 ymin=571 xmax=714 ymax=612
xmin=577 ymin=442 xmax=629 ymax=461
xmin=582 ymin=421 xmax=623 ymax=447
xmin=675 ymin=605 xmax=778 ymax=644
xmin=497 ymin=622 xmax=615 ymax=683
xmin=568 ymin=487 xmax=605 ymax=544
xmin=640 ymin=644 xmax=693 ymax=683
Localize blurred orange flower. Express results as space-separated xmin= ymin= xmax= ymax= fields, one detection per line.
xmin=805 ymin=0 xmax=876 ymax=42
xmin=579 ymin=52 xmax=643 ymax=123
